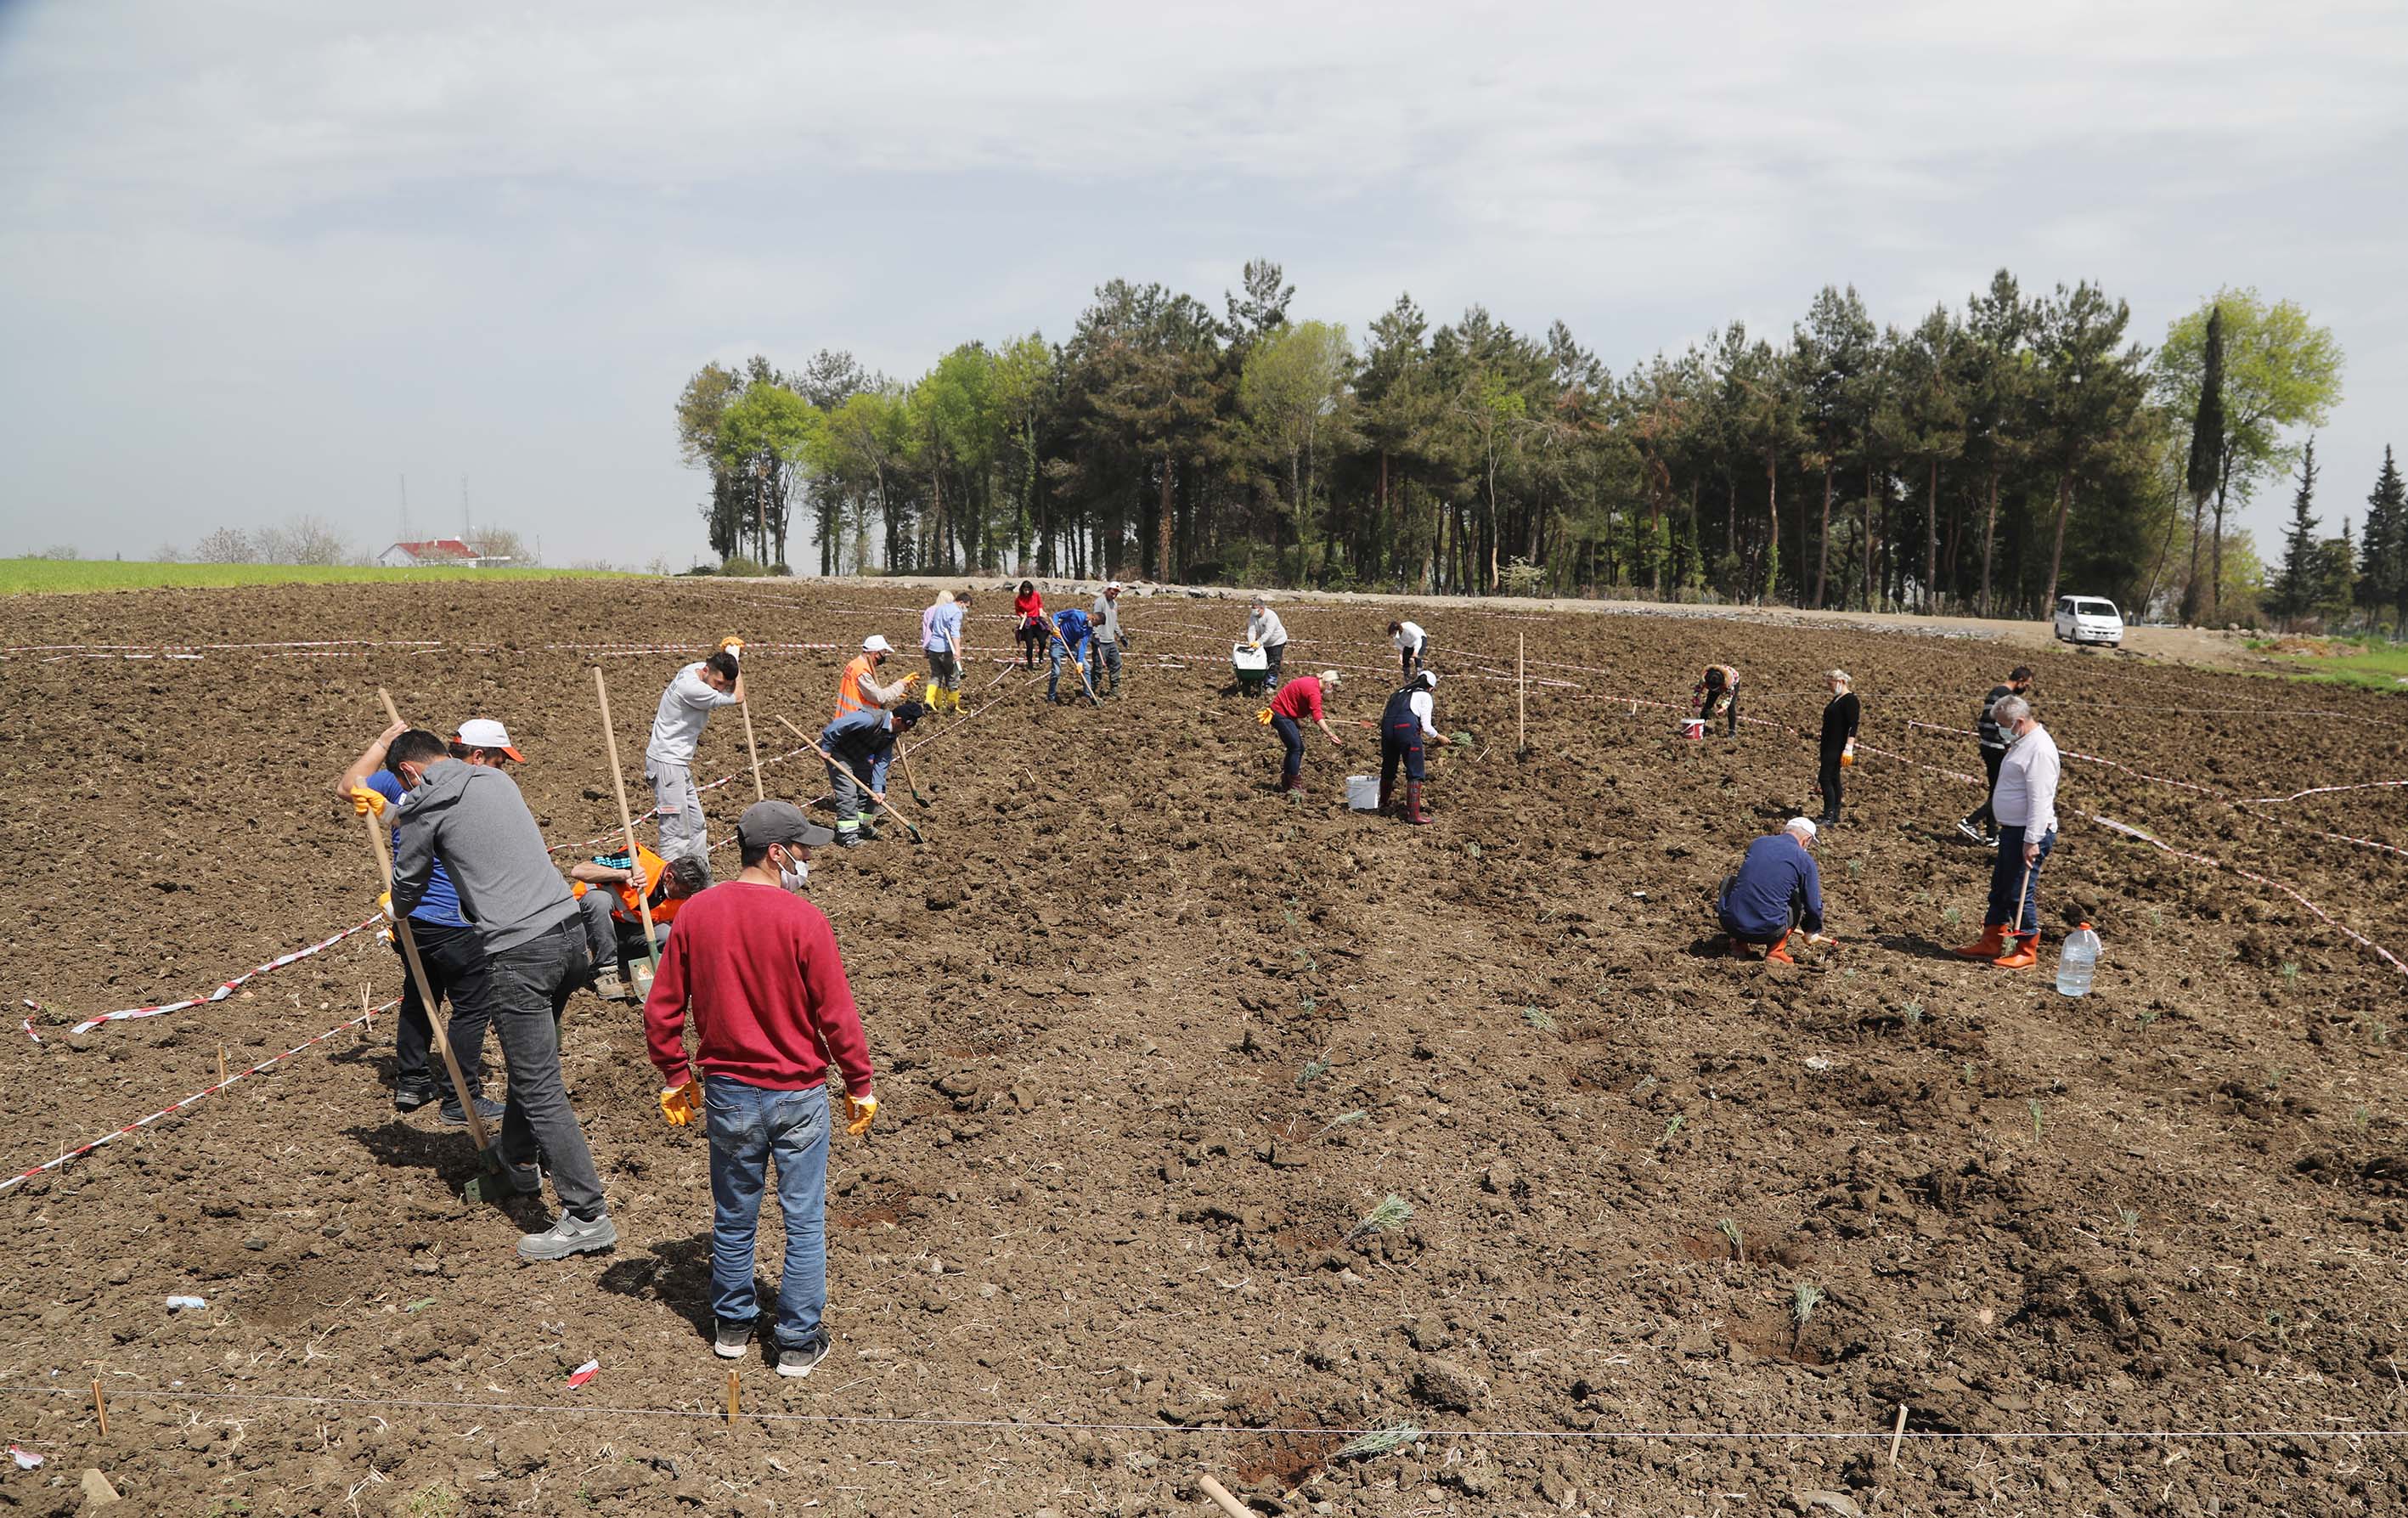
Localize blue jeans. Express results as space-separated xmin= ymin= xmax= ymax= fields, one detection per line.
xmin=705 ymin=1078 xmax=831 ymax=1349
xmin=1272 ymin=714 xmax=1305 ymax=782
xmin=1986 ymin=824 xmax=2056 ymax=933
xmin=1046 ymin=639 xmax=1087 ymax=700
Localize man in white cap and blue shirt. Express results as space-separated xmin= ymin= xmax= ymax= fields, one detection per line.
xmin=1716 ymin=817 xmax=1827 ymax=965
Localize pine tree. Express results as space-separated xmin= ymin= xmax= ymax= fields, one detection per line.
xmin=2179 ymin=305 xmax=2226 ymax=624
xmin=2360 ymin=447 xmax=2407 ymax=630
xmin=2269 ymin=437 xmax=2320 ymax=629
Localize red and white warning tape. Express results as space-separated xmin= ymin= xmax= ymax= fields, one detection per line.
xmin=0 ymin=999 xmax=398 ymax=1196
xmin=60 ymin=917 xmax=385 ymax=1036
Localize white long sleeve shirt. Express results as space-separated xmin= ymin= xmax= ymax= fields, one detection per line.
xmin=646 ymin=663 xmax=739 ymax=767
xmin=1247 ymin=608 xmax=1288 ymax=648
xmin=1992 ymin=724 xmax=2061 ymax=837
xmin=1393 ymin=621 xmax=1427 ymax=653
xmin=1407 ymin=688 xmax=1438 ymax=740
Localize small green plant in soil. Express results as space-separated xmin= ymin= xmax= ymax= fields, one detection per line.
xmin=2117 ymin=1205 xmax=2140 ymax=1239
xmin=1942 ymin=906 xmax=1962 ymax=928
xmin=1717 ymin=1216 xmax=1743 ymax=1260
xmin=1901 ymin=1001 xmax=1925 ymax=1027
xmin=1335 ymin=1424 xmax=1422 ymax=1459
xmin=1522 ymin=1007 xmax=1557 ymax=1033
xmin=1344 ymin=1194 xmax=1412 ymax=1242
xmin=1295 ymin=1052 xmax=1331 ymax=1089
xmin=1791 ymin=1282 xmax=1824 ymax=1351
xmin=2027 ymin=1098 xmax=2044 ymax=1141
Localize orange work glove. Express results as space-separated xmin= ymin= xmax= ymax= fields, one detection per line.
xmin=1255 ymin=708 xmax=1273 ymax=725
xmin=718 ymin=635 xmax=744 ymax=658
xmin=659 ymin=1079 xmax=699 ymax=1126
xmin=349 ymin=786 xmax=386 ymax=818
xmin=843 ymin=1090 xmax=877 ymax=1137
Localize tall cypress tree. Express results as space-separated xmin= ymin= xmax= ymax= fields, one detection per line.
xmin=2269 ymin=437 xmax=2320 ymax=628
xmin=2179 ymin=305 xmax=2226 ymax=624
xmin=2360 ymin=446 xmax=2408 ymax=629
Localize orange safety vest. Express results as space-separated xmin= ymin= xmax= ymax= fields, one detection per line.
xmin=571 ymin=844 xmax=683 ymax=926
xmin=835 ymin=653 xmax=877 ymax=720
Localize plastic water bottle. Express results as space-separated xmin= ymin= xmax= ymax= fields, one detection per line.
xmin=2056 ymin=922 xmax=2101 ymax=997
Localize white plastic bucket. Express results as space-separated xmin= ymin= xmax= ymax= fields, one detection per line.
xmin=1345 ymin=775 xmax=1380 ymax=810
xmin=1680 ymin=718 xmax=1706 ymax=741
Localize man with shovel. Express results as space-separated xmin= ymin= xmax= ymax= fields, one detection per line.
xmin=1045 ymin=607 xmax=1094 ymax=705
xmin=818 ymin=700 xmax=928 ymax=847
xmin=646 ymin=800 xmax=875 ymax=1377
xmin=381 ymin=729 xmax=616 ymax=1261
xmin=340 ymin=718 xmax=521 ymax=1126
xmin=1950 ymin=693 xmax=2060 ymax=970
xmin=647 ymin=642 xmax=746 ymax=880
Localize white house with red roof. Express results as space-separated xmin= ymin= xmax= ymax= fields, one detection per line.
xmin=376 ymin=538 xmax=497 ymax=568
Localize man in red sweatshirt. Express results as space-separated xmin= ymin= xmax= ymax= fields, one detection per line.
xmin=644 ymin=800 xmax=875 ymax=1378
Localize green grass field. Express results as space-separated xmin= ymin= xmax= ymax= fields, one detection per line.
xmin=2248 ymin=635 xmax=2408 ymax=693
xmin=0 ymin=559 xmax=634 ymax=595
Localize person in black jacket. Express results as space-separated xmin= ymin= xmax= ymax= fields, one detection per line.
xmin=1813 ymin=670 xmax=1859 ymax=826
xmin=1956 ymin=665 xmax=2033 ymax=844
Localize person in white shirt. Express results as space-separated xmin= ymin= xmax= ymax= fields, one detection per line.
xmin=1388 ymin=619 xmax=1429 ymax=679
xmin=1243 ymin=601 xmax=1289 ymax=691
xmin=1951 ymin=694 xmax=2060 ymax=969
xmin=1378 ymin=670 xmax=1442 ymax=825
xmin=646 ymin=640 xmax=745 ymax=878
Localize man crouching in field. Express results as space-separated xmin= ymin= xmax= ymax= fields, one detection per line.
xmin=645 ymin=801 xmax=877 ymax=1377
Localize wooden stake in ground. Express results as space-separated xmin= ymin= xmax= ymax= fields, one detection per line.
xmin=775 ymin=714 xmax=924 ymax=844
xmin=1889 ymin=1403 xmax=1909 ymax=1466
xmin=1517 ymin=630 xmax=1526 ymax=753
xmin=90 ymin=1380 xmax=107 ymax=1437
xmin=725 ymin=1369 xmax=741 ymax=1425
xmin=590 ymin=668 xmax=663 ymax=979
xmin=217 ymin=1045 xmax=228 ymax=1088
xmin=369 ymin=688 xmax=496 ymax=1156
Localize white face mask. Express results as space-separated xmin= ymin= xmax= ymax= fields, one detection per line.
xmin=775 ymin=849 xmax=809 ymax=892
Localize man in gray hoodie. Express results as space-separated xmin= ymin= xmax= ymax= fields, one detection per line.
xmin=386 ymin=729 xmax=616 ymax=1261
xmin=1088 ymin=581 xmax=1128 ymax=697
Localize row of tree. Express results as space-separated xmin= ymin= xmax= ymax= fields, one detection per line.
xmin=2268 ymin=443 xmax=2408 ymax=632
xmin=675 ymin=264 xmax=2371 ymax=626
xmin=148 ymin=520 xmax=544 ymax=568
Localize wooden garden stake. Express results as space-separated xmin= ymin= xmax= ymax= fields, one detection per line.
xmin=1889 ymin=1403 xmax=1909 ymax=1466
xmin=726 ymin=1369 xmax=741 ymax=1425
xmin=1517 ymin=632 xmax=1526 ymax=752
xmin=740 ymin=698 xmax=764 ymax=800
xmin=91 ymin=1380 xmax=107 ymax=1436
xmin=217 ymin=1045 xmax=228 ymax=1087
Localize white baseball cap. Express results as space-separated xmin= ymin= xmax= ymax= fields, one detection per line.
xmin=862 ymin=635 xmax=894 ymax=654
xmin=453 ymin=718 xmax=524 ymax=762
xmin=1105 ymin=580 xmax=1121 ymax=593
xmin=1785 ymin=817 xmax=1818 ymax=839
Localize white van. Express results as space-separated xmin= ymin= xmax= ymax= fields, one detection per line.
xmin=2053 ymin=595 xmax=2123 ymax=648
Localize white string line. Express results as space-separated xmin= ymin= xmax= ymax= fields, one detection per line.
xmin=5 ymin=1385 xmax=2400 ymax=1443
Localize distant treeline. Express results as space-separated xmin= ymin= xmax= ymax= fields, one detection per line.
xmin=675 ymin=263 xmax=2402 ymax=629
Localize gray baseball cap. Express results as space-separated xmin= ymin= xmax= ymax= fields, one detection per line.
xmin=736 ymin=799 xmax=834 ymax=850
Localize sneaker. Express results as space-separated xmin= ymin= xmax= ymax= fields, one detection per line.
xmin=713 ymin=1319 xmax=755 ymax=1360
xmin=1954 ymin=820 xmax=1986 ymax=844
xmin=440 ymin=1095 xmax=506 ymax=1127
xmin=394 ymin=1081 xmax=439 ymax=1114
xmin=516 ymin=1211 xmax=618 ymax=1261
xmin=856 ymin=821 xmax=881 ymax=843
xmin=775 ymin=1335 xmax=832 ymax=1379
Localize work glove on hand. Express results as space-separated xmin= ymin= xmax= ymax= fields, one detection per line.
xmin=718 ymin=635 xmax=744 ymax=659
xmin=843 ymin=1090 xmax=877 ymax=1136
xmin=658 ymin=1078 xmax=699 ymax=1126
xmin=349 ymin=786 xmax=386 ymax=818
xmin=901 ymin=672 xmax=922 ymax=689
xmin=1255 ymin=708 xmax=1273 ymax=725
xmin=377 ymin=890 xmax=395 ymax=922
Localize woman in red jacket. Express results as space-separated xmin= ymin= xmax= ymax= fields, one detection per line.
xmin=1012 ymin=581 xmax=1046 ymax=670
xmin=1266 ymin=670 xmax=1344 ymax=793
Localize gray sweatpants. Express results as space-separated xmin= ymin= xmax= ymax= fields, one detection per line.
xmin=646 ymin=761 xmax=709 ymax=874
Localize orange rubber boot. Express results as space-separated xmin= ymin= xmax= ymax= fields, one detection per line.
xmin=1765 ymin=932 xmax=1796 ymax=965
xmin=1992 ymin=933 xmax=2039 ymax=969
xmin=1950 ymin=925 xmax=2008 ymax=960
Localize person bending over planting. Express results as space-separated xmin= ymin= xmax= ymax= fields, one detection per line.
xmin=1012 ymin=581 xmax=1046 ymax=669
xmin=1266 ymin=669 xmax=1343 ymax=794
xmin=647 ymin=640 xmax=746 ymax=879
xmin=1046 ymin=606 xmax=1093 ymax=704
xmin=1693 ymin=663 xmax=1740 ymax=738
xmin=1379 ymin=669 xmax=1441 ymax=824
xmin=819 ymin=700 xmax=926 ymax=847
xmin=1717 ymin=817 xmax=1826 ymax=964
xmin=646 ymin=800 xmax=874 ymax=1379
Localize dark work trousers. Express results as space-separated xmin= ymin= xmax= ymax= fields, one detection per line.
xmin=393 ymin=920 xmax=489 ymax=1096
xmin=1716 ymin=872 xmax=1804 ymax=944
xmin=1263 ymin=642 xmax=1287 ymax=690
xmin=1089 ymin=639 xmax=1122 ymax=693
xmin=1380 ymin=724 xmax=1426 ymax=789
xmin=1016 ymin=623 xmax=1043 ymax=668
xmin=1965 ymin=747 xmax=2006 ymax=830
xmin=1272 ymin=714 xmax=1306 ymax=784
xmin=1400 ymin=643 xmax=1427 ymax=679
xmin=1817 ymin=751 xmax=1845 ymax=822
xmin=455 ymin=917 xmax=606 ymax=1220
xmin=1985 ymin=825 xmax=2057 ymax=934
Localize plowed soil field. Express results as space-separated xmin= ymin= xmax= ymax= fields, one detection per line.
xmin=2 ymin=578 xmax=2404 ymax=1517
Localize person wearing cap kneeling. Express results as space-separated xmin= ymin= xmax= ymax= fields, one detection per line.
xmin=647 ymin=641 xmax=746 ymax=879
xmin=918 ymin=590 xmax=970 ymax=714
xmin=1718 ymin=818 xmax=1827 ymax=964
xmin=1951 ymin=693 xmax=2059 ymax=969
xmin=1266 ymin=669 xmax=1343 ymax=794
xmin=1379 ymin=670 xmax=1441 ymax=824
xmin=1089 ymin=582 xmax=1129 ymax=697
xmin=1244 ymin=600 xmax=1290 ymax=691
xmin=337 ymin=716 xmax=524 ymax=1126
xmin=646 ymin=800 xmax=874 ymax=1379
xmin=835 ymin=634 xmax=916 ymax=722
xmin=569 ymin=844 xmax=709 ymax=998
xmin=819 ymin=699 xmax=927 ymax=846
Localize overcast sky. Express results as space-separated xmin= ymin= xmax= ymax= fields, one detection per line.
xmin=3 ymin=0 xmax=2402 ymax=569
